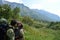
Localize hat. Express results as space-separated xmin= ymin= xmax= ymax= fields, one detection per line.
xmin=0 ymin=18 xmax=7 ymax=23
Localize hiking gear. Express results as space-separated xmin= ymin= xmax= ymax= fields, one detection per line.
xmin=0 ymin=18 xmax=15 ymax=40
xmin=14 ymin=27 xmax=23 ymax=40
xmin=7 ymin=27 xmax=15 ymax=40
xmin=0 ymin=18 xmax=8 ymax=40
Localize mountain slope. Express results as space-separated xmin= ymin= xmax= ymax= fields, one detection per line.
xmin=1 ymin=0 xmax=60 ymax=22
xmin=0 ymin=0 xmax=3 ymax=4
xmin=32 ymin=9 xmax=60 ymax=21
xmin=24 ymin=24 xmax=60 ymax=40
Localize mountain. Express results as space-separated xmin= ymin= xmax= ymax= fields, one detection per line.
xmin=0 ymin=0 xmax=3 ymax=4
xmin=32 ymin=9 xmax=60 ymax=22
xmin=1 ymin=0 xmax=60 ymax=22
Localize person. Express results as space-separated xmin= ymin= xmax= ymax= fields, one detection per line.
xmin=17 ymin=21 xmax=24 ymax=40
xmin=10 ymin=19 xmax=24 ymax=40
xmin=0 ymin=18 xmax=9 ymax=40
xmin=0 ymin=18 xmax=15 ymax=40
xmin=10 ymin=19 xmax=18 ymax=40
xmin=10 ymin=19 xmax=17 ymax=27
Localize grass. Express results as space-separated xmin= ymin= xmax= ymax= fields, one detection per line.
xmin=23 ymin=24 xmax=60 ymax=40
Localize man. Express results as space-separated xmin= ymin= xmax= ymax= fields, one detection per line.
xmin=17 ymin=21 xmax=24 ymax=40
xmin=0 ymin=18 xmax=8 ymax=40
xmin=10 ymin=19 xmax=24 ymax=40
xmin=6 ymin=19 xmax=15 ymax=40
xmin=0 ymin=18 xmax=15 ymax=40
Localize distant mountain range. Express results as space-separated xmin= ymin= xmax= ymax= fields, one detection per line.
xmin=0 ymin=0 xmax=3 ymax=4
xmin=0 ymin=0 xmax=60 ymax=22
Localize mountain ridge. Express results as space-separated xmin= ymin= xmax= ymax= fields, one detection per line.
xmin=0 ymin=0 xmax=60 ymax=22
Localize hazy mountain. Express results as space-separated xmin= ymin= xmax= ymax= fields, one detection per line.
xmin=0 ymin=0 xmax=3 ymax=4
xmin=32 ymin=9 xmax=60 ymax=21
xmin=1 ymin=0 xmax=60 ymax=22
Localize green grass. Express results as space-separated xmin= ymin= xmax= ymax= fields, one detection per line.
xmin=23 ymin=24 xmax=60 ymax=40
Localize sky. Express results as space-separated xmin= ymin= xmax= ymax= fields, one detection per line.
xmin=5 ymin=0 xmax=60 ymax=17
xmin=5 ymin=0 xmax=23 ymax=3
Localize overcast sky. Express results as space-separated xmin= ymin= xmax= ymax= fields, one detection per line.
xmin=5 ymin=0 xmax=60 ymax=17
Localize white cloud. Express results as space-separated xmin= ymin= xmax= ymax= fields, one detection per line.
xmin=6 ymin=0 xmax=23 ymax=3
xmin=30 ymin=4 xmax=43 ymax=9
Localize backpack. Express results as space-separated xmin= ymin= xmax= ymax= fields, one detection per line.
xmin=0 ymin=21 xmax=9 ymax=40
xmin=0 ymin=18 xmax=13 ymax=40
xmin=14 ymin=27 xmax=23 ymax=40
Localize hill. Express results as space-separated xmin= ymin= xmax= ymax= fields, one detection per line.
xmin=23 ymin=24 xmax=60 ymax=40
xmin=1 ymin=0 xmax=60 ymax=22
xmin=32 ymin=9 xmax=60 ymax=22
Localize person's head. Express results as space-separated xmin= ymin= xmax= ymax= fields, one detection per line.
xmin=17 ymin=21 xmax=23 ymax=29
xmin=10 ymin=19 xmax=17 ymax=26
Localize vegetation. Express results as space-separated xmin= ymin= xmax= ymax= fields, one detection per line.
xmin=0 ymin=4 xmax=60 ymax=40
xmin=23 ymin=24 xmax=60 ymax=40
xmin=0 ymin=4 xmax=20 ymax=19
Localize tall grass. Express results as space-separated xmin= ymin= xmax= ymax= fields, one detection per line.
xmin=23 ymin=24 xmax=60 ymax=40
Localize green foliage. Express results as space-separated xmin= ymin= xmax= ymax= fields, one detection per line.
xmin=21 ymin=17 xmax=60 ymax=40
xmin=0 ymin=4 xmax=20 ymax=20
xmin=32 ymin=21 xmax=48 ymax=28
xmin=13 ymin=7 xmax=20 ymax=19
xmin=22 ymin=16 xmax=33 ymax=26
xmin=0 ymin=4 xmax=11 ymax=19
xmin=13 ymin=7 xmax=20 ymax=14
xmin=23 ymin=24 xmax=60 ymax=40
xmin=47 ymin=22 xmax=60 ymax=30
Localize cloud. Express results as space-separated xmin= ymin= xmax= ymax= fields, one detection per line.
xmin=41 ymin=0 xmax=60 ymax=16
xmin=6 ymin=0 xmax=23 ymax=3
xmin=30 ymin=4 xmax=43 ymax=9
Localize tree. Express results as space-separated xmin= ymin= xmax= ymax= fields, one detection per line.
xmin=0 ymin=4 xmax=20 ymax=20
xmin=13 ymin=7 xmax=20 ymax=19
xmin=0 ymin=4 xmax=12 ymax=19
xmin=22 ymin=16 xmax=33 ymax=26
xmin=13 ymin=7 xmax=20 ymax=14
